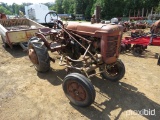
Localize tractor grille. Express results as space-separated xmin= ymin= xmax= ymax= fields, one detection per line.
xmin=106 ymin=36 xmax=119 ymax=57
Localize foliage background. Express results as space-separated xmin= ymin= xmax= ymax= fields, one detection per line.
xmin=0 ymin=0 xmax=160 ymax=20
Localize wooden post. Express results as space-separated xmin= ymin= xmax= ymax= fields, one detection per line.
xmin=146 ymin=9 xmax=148 ymax=18
xmin=142 ymin=8 xmax=144 ymax=17
xmin=151 ymin=7 xmax=153 ymax=21
xmin=129 ymin=9 xmax=131 ymax=21
xmin=137 ymin=9 xmax=140 ymax=17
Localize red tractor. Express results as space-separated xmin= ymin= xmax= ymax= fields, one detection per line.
xmin=28 ymin=11 xmax=125 ymax=107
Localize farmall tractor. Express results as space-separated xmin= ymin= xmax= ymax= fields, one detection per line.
xmin=28 ymin=12 xmax=125 ymax=107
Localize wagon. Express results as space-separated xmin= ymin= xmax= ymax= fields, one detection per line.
xmin=0 ymin=15 xmax=46 ymax=50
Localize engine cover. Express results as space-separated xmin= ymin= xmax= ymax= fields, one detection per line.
xmin=66 ymin=22 xmax=123 ymax=64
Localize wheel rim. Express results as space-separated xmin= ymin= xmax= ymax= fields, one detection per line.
xmin=28 ymin=48 xmax=39 ymax=64
xmin=104 ymin=64 xmax=119 ymax=77
xmin=67 ymin=81 xmax=86 ymax=101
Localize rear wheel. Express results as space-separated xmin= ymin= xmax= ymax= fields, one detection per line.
xmin=62 ymin=73 xmax=95 ymax=107
xmin=99 ymin=59 xmax=125 ymax=82
xmin=28 ymin=37 xmax=50 ymax=72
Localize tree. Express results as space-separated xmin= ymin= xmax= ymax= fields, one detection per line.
xmin=55 ymin=0 xmax=64 ymax=14
xmin=12 ymin=3 xmax=19 ymax=15
xmin=74 ymin=0 xmax=87 ymax=14
xmin=0 ymin=0 xmax=159 ymax=20
xmin=84 ymin=0 xmax=93 ymax=20
xmin=0 ymin=6 xmax=12 ymax=15
xmin=155 ymin=2 xmax=160 ymax=13
xmin=62 ymin=0 xmax=69 ymax=13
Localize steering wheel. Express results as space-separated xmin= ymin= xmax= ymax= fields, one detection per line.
xmin=44 ymin=11 xmax=63 ymax=29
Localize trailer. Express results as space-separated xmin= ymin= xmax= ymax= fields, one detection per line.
xmin=0 ymin=17 xmax=46 ymax=50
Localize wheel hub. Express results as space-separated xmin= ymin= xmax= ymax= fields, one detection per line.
xmin=28 ymin=49 xmax=39 ymax=64
xmin=74 ymin=90 xmax=78 ymax=95
xmin=67 ymin=82 xmax=86 ymax=101
xmin=105 ymin=64 xmax=118 ymax=76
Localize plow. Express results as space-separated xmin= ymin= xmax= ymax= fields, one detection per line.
xmin=120 ymin=20 xmax=160 ymax=64
xmin=121 ymin=33 xmax=160 ymax=54
xmin=28 ymin=11 xmax=125 ymax=107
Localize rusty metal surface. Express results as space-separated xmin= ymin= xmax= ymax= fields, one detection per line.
xmin=0 ymin=18 xmax=46 ymax=48
xmin=36 ymin=33 xmax=50 ymax=48
xmin=6 ymin=29 xmax=38 ymax=43
xmin=0 ymin=19 xmax=29 ymax=27
xmin=66 ymin=22 xmax=123 ymax=37
xmin=0 ymin=13 xmax=7 ymax=20
xmin=33 ymin=21 xmax=124 ymax=78
xmin=67 ymin=80 xmax=86 ymax=101
xmin=28 ymin=48 xmax=39 ymax=64
xmin=151 ymin=20 xmax=160 ymax=34
xmin=57 ymin=22 xmax=123 ymax=64
xmin=66 ymin=22 xmax=123 ymax=64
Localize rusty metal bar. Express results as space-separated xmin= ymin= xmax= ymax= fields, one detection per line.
xmin=65 ymin=66 xmax=83 ymax=71
xmin=88 ymin=70 xmax=106 ymax=78
xmin=83 ymin=43 xmax=91 ymax=58
xmin=70 ymin=32 xmax=91 ymax=43
xmin=66 ymin=56 xmax=83 ymax=62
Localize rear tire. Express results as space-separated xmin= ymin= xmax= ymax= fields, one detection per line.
xmin=62 ymin=73 xmax=95 ymax=107
xmin=28 ymin=37 xmax=50 ymax=72
xmin=99 ymin=59 xmax=125 ymax=82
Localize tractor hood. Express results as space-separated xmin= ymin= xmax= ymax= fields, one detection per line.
xmin=66 ymin=22 xmax=123 ymax=37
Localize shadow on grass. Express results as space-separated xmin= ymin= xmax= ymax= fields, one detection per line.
xmin=37 ymin=68 xmax=160 ymax=119
xmin=3 ymin=44 xmax=27 ymax=58
xmin=37 ymin=68 xmax=66 ymax=86
xmin=71 ymin=76 xmax=160 ymax=120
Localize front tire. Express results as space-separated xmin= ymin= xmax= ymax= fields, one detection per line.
xmin=28 ymin=37 xmax=50 ymax=72
xmin=62 ymin=73 xmax=95 ymax=107
xmin=99 ymin=59 xmax=125 ymax=82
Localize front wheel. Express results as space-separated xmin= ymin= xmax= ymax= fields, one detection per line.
xmin=99 ymin=59 xmax=125 ymax=82
xmin=62 ymin=73 xmax=95 ymax=107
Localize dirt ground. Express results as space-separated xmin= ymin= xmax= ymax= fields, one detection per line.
xmin=0 ymin=31 xmax=160 ymax=120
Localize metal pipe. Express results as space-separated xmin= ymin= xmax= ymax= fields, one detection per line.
xmin=66 ymin=56 xmax=83 ymax=62
xmin=70 ymin=32 xmax=91 ymax=43
xmin=88 ymin=70 xmax=106 ymax=78
xmin=83 ymin=43 xmax=91 ymax=58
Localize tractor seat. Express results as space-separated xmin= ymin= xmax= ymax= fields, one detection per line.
xmin=39 ymin=28 xmax=58 ymax=36
xmin=39 ymin=28 xmax=59 ymax=40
